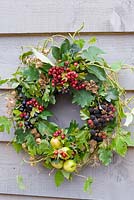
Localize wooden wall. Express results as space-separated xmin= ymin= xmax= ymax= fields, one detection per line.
xmin=0 ymin=1 xmax=134 ymax=200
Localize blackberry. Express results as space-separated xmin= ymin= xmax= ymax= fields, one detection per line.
xmin=90 ymin=129 xmax=96 ymax=135
xmin=89 ymin=108 xmax=94 ymax=113
xmin=90 ymin=115 xmax=95 ymax=120
xmin=19 ymin=106 xmax=25 ymax=112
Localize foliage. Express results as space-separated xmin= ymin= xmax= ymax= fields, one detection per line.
xmin=0 ymin=31 xmax=133 ymax=194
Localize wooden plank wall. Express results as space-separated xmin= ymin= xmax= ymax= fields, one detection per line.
xmin=0 ymin=1 xmax=134 ymax=200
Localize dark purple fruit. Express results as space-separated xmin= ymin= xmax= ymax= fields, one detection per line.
xmin=90 ymin=115 xmax=95 ymax=120
xmin=90 ymin=129 xmax=96 ymax=135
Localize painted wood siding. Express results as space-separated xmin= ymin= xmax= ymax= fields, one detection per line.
xmin=0 ymin=1 xmax=134 ymax=200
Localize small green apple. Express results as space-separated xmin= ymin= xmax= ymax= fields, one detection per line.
xmin=50 ymin=137 xmax=62 ymax=149
xmin=63 ymin=159 xmax=76 ymax=172
xmin=51 ymin=160 xmax=63 ymax=169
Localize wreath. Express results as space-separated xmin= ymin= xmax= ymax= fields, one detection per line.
xmin=0 ymin=32 xmax=134 ymax=192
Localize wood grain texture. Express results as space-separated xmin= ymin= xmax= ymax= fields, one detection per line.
xmin=0 ymin=0 xmax=134 ymax=33
xmin=0 ymin=143 xmax=133 ymax=200
xmin=0 ymin=90 xmax=134 ymax=142
xmin=0 ymin=195 xmax=70 ymax=200
xmin=0 ymin=34 xmax=134 ymax=90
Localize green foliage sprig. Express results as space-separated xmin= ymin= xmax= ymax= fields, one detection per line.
xmin=0 ymin=30 xmax=134 ymax=193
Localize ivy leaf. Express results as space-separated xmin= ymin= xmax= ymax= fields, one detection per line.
xmin=88 ymin=37 xmax=97 ymax=45
xmin=54 ymin=170 xmax=64 ymax=187
xmin=124 ymin=113 xmax=133 ymax=127
xmin=38 ymin=110 xmax=53 ymax=120
xmin=0 ymin=116 xmax=12 ymax=134
xmin=52 ymin=46 xmax=61 ymax=60
xmin=87 ymin=65 xmax=106 ymax=81
xmin=70 ymin=44 xmax=80 ymax=55
xmin=98 ymin=148 xmax=112 ymax=166
xmin=23 ymin=66 xmax=39 ymax=81
xmin=105 ymin=88 xmax=119 ymax=102
xmin=80 ymin=108 xmax=90 ymax=120
xmin=12 ymin=142 xmax=22 ymax=153
xmin=74 ymin=39 xmax=85 ymax=49
xmin=61 ymin=39 xmax=70 ymax=54
xmin=83 ymin=177 xmax=93 ymax=193
xmin=111 ymin=61 xmax=123 ymax=72
xmin=16 ymin=175 xmax=26 ymax=190
xmin=82 ymin=46 xmax=105 ymax=61
xmin=32 ymin=48 xmax=54 ymax=66
xmin=72 ymin=90 xmax=95 ymax=108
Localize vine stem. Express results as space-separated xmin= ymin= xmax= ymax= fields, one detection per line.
xmin=74 ymin=173 xmax=87 ymax=179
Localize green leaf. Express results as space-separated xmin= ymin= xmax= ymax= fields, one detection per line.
xmin=52 ymin=46 xmax=61 ymax=60
xmin=38 ymin=110 xmax=53 ymax=120
xmin=23 ymin=66 xmax=39 ymax=81
xmin=88 ymin=37 xmax=97 ymax=45
xmin=0 ymin=79 xmax=8 ymax=85
xmin=61 ymin=170 xmax=71 ymax=180
xmin=105 ymin=87 xmax=119 ymax=102
xmin=87 ymin=65 xmax=106 ymax=81
xmin=72 ymin=90 xmax=95 ymax=108
xmin=54 ymin=170 xmax=64 ymax=187
xmin=98 ymin=148 xmax=112 ymax=166
xmin=83 ymin=177 xmax=93 ymax=193
xmin=111 ymin=61 xmax=123 ymax=72
xmin=32 ymin=48 xmax=54 ymax=66
xmin=42 ymin=85 xmax=50 ymax=102
xmin=74 ymin=39 xmax=85 ymax=49
xmin=61 ymin=39 xmax=70 ymax=54
xmin=19 ymin=51 xmax=33 ymax=62
xmin=12 ymin=142 xmax=22 ymax=153
xmin=112 ymin=135 xmax=127 ymax=157
xmin=37 ymin=121 xmax=58 ymax=136
xmin=124 ymin=113 xmax=133 ymax=127
xmin=36 ymin=139 xmax=50 ymax=155
xmin=16 ymin=175 xmax=26 ymax=190
xmin=0 ymin=116 xmax=12 ymax=134
xmin=80 ymin=108 xmax=90 ymax=120
xmin=82 ymin=46 xmax=105 ymax=61
xmin=70 ymin=44 xmax=80 ymax=55
xmin=15 ymin=129 xmax=28 ymax=144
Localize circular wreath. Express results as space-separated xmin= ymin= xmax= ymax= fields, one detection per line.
xmin=1 ymin=34 xmax=134 ymax=192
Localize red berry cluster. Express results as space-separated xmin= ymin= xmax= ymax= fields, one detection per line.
xmin=18 ymin=98 xmax=44 ymax=129
xmin=48 ymin=66 xmax=85 ymax=90
xmin=54 ymin=150 xmax=67 ymax=158
xmin=66 ymin=71 xmax=85 ymax=90
xmin=26 ymin=98 xmax=44 ymax=112
xmin=48 ymin=66 xmax=65 ymax=87
xmin=53 ymin=129 xmax=65 ymax=139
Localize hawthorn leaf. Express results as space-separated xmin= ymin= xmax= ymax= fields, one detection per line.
xmin=0 ymin=116 xmax=12 ymax=134
xmin=72 ymin=90 xmax=95 ymax=108
xmin=80 ymin=108 xmax=90 ymax=120
xmin=38 ymin=110 xmax=53 ymax=120
xmin=111 ymin=61 xmax=123 ymax=72
xmin=52 ymin=46 xmax=61 ymax=60
xmin=105 ymin=88 xmax=119 ymax=102
xmin=60 ymin=39 xmax=70 ymax=54
xmin=88 ymin=37 xmax=97 ymax=45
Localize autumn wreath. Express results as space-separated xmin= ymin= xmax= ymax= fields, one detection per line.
xmin=0 ymin=32 xmax=134 ymax=192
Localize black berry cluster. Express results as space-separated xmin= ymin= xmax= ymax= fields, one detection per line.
xmin=18 ymin=98 xmax=44 ymax=129
xmin=88 ymin=101 xmax=116 ymax=142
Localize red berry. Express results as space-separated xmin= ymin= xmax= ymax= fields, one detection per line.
xmin=20 ymin=113 xmax=24 ymax=118
xmin=19 ymin=122 xmax=23 ymax=127
xmin=74 ymin=62 xmax=78 ymax=66
xmin=53 ymin=132 xmax=58 ymax=137
xmin=23 ymin=112 xmax=27 ymax=117
xmin=54 ymin=150 xmax=58 ymax=155
xmin=52 ymin=83 xmax=55 ymax=87
xmin=64 ymin=61 xmax=69 ymax=66
xmin=26 ymin=101 xmax=30 ymax=105
xmin=61 ymin=134 xmax=65 ymax=139
xmin=61 ymin=152 xmax=67 ymax=158
xmin=88 ymin=119 xmax=93 ymax=124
